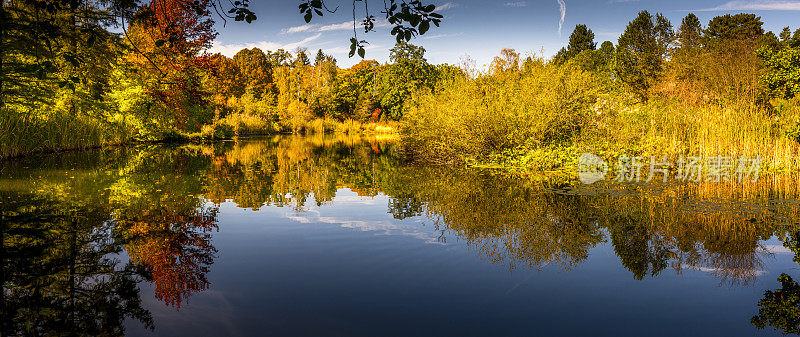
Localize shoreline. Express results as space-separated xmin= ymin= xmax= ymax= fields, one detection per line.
xmin=0 ymin=127 xmax=399 ymax=161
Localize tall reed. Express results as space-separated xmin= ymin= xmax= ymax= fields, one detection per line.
xmin=0 ymin=108 xmax=128 ymax=159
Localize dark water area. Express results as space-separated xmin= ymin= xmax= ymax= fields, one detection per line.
xmin=3 ymin=135 xmax=800 ymax=336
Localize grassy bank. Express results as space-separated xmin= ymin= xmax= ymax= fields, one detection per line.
xmin=0 ymin=108 xmax=397 ymax=159
xmin=0 ymin=108 xmax=131 ymax=159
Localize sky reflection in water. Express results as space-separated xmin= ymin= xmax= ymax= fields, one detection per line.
xmin=2 ymin=135 xmax=800 ymax=336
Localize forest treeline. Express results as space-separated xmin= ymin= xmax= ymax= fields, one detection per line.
xmin=402 ymin=11 xmax=800 ymax=171
xmin=3 ymin=0 xmax=800 ymax=171
xmin=0 ymin=0 xmax=459 ymax=158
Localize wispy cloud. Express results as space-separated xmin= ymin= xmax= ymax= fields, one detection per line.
xmin=696 ymin=0 xmax=800 ymax=11
xmin=763 ymin=244 xmax=792 ymax=254
xmin=557 ymin=0 xmax=566 ymax=36
xmin=504 ymin=1 xmax=527 ymax=7
xmin=435 ymin=2 xmax=459 ymax=11
xmin=421 ymin=32 xmax=465 ymax=40
xmin=283 ymin=19 xmax=392 ymax=34
xmin=681 ymin=264 xmax=767 ymax=276
xmin=319 ymin=21 xmax=356 ymax=31
xmin=284 ymin=25 xmax=316 ymax=34
xmin=208 ymin=33 xmax=323 ymax=57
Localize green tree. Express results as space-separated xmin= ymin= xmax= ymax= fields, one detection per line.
xmin=706 ymin=13 xmax=764 ymax=40
xmin=615 ymin=10 xmax=674 ymax=100
xmin=573 ymin=41 xmax=614 ymax=75
xmin=609 ymin=220 xmax=670 ymax=280
xmin=569 ymin=25 xmax=597 ymax=53
xmin=553 ymin=25 xmax=597 ymax=64
xmin=315 ymin=49 xmax=326 ymax=65
xmin=389 ymin=41 xmax=427 ymax=63
xmin=683 ymin=14 xmax=767 ymax=104
xmin=554 ymin=24 xmax=597 ymax=64
xmin=294 ymin=48 xmax=311 ymax=67
xmin=669 ymin=13 xmax=705 ymax=92
xmin=378 ymin=42 xmax=436 ymax=120
xmin=778 ymin=27 xmax=800 ymax=48
xmin=758 ymin=38 xmax=800 ymax=99
xmin=677 ymin=13 xmax=703 ymax=48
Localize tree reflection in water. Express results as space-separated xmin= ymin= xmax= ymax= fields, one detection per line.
xmin=3 ymin=135 xmax=800 ymax=335
xmin=1 ymin=192 xmax=154 ymax=335
xmin=752 ymin=273 xmax=800 ymax=335
xmin=751 ymin=231 xmax=800 ymax=335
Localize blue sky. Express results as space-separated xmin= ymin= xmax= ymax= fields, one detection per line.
xmin=208 ymin=0 xmax=800 ymax=67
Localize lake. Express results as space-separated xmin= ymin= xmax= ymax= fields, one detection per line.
xmin=2 ymin=135 xmax=800 ymax=336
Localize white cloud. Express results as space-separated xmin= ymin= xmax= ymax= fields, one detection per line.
xmin=421 ymin=32 xmax=465 ymax=40
xmin=319 ymin=21 xmax=358 ymax=31
xmin=504 ymin=1 xmax=528 ymax=7
xmin=557 ymin=0 xmax=566 ymax=36
xmin=208 ymin=33 xmax=323 ymax=57
xmin=435 ymin=2 xmax=459 ymax=11
xmin=681 ymin=264 xmax=767 ymax=276
xmin=283 ymin=25 xmax=317 ymax=34
xmin=279 ymin=192 xmax=444 ymax=244
xmin=697 ymin=0 xmax=800 ymax=11
xmin=283 ymin=19 xmax=392 ymax=35
xmin=763 ymin=244 xmax=792 ymax=254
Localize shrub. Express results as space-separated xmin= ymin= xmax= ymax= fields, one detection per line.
xmin=401 ymin=61 xmax=599 ymax=166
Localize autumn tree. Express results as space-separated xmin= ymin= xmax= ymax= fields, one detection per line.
xmin=703 ymin=14 xmax=766 ymax=104
xmin=205 ymin=54 xmax=244 ymax=120
xmin=123 ymin=0 xmax=218 ymax=133
xmin=491 ymin=48 xmax=521 ymax=74
xmin=233 ymin=48 xmax=275 ymax=99
xmin=109 ymin=148 xmax=221 ymax=309
xmin=331 ymin=60 xmax=380 ymax=121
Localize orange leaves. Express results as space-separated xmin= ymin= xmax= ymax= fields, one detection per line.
xmin=123 ymin=210 xmax=218 ymax=309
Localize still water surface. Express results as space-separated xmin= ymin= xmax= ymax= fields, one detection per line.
xmin=3 ymin=135 xmax=800 ymax=336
